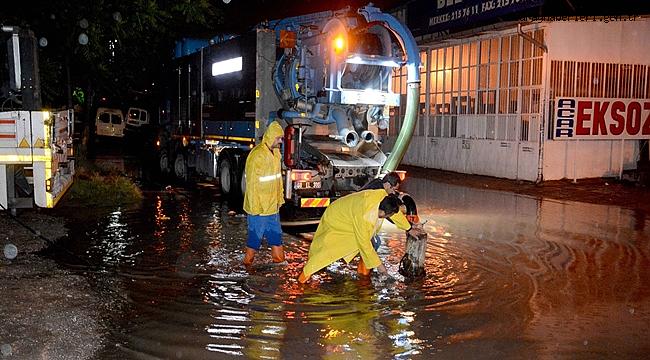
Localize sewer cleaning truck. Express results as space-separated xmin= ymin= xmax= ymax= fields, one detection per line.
xmin=0 ymin=26 xmax=75 ymax=212
xmin=157 ymin=4 xmax=420 ymax=225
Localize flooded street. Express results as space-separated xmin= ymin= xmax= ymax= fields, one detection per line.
xmin=52 ymin=174 xmax=650 ymax=359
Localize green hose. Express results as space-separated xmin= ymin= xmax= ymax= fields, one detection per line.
xmin=382 ymin=83 xmax=420 ymax=173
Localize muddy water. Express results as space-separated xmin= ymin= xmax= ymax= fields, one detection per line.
xmin=55 ymin=177 xmax=650 ymax=359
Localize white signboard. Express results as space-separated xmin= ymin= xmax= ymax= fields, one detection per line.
xmin=553 ymin=97 xmax=650 ymax=140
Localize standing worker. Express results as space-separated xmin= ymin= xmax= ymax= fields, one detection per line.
xmin=297 ymin=190 xmax=403 ymax=283
xmin=242 ymin=121 xmax=286 ymax=266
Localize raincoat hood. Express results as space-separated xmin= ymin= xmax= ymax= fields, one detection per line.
xmin=263 ymin=121 xmax=284 ymax=148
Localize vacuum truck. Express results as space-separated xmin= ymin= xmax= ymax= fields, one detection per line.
xmin=157 ymin=4 xmax=420 ymax=225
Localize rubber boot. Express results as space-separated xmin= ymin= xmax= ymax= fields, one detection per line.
xmin=298 ymin=271 xmax=310 ymax=283
xmin=357 ymin=259 xmax=371 ymax=276
xmin=271 ymin=245 xmax=285 ymax=263
xmin=243 ymin=248 xmax=256 ymax=266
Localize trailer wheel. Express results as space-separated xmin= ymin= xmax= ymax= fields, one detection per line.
xmin=159 ymin=150 xmax=171 ymax=174
xmin=174 ymin=152 xmax=188 ymax=182
xmin=219 ymin=154 xmax=235 ymax=196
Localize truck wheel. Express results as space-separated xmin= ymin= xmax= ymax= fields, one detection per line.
xmin=219 ymin=154 xmax=235 ymax=196
xmin=159 ymin=150 xmax=170 ymax=174
xmin=174 ymin=153 xmax=188 ymax=181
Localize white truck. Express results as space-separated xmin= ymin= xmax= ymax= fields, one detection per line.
xmin=0 ymin=26 xmax=75 ymax=212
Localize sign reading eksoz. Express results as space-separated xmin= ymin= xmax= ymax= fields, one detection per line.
xmin=553 ymin=98 xmax=650 ymax=140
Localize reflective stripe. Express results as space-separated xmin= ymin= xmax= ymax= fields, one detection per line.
xmin=0 ymin=154 xmax=51 ymax=162
xmin=259 ymin=173 xmax=281 ymax=182
xmin=300 ymin=198 xmax=331 ymax=208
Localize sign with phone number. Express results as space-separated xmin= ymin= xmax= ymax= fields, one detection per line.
xmin=407 ymin=0 xmax=544 ymax=36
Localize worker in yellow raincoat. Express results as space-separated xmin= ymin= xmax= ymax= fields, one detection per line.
xmin=242 ymin=121 xmax=285 ymax=266
xmin=298 ymin=190 xmax=403 ymax=283
xmin=360 ymin=171 xmax=415 ymax=252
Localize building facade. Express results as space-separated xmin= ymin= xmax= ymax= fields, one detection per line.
xmin=385 ymin=4 xmax=650 ymax=182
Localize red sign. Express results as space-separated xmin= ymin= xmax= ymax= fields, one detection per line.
xmin=554 ymin=97 xmax=650 ymax=140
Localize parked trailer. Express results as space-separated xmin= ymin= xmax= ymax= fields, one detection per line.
xmin=157 ymin=4 xmax=421 ymax=225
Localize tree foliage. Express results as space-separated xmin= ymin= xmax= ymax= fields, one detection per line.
xmin=0 ymin=0 xmax=223 ymax=108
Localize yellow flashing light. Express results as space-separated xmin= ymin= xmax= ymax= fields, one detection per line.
xmin=333 ymin=35 xmax=345 ymax=54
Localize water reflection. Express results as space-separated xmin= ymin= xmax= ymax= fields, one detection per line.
xmin=53 ymin=176 xmax=650 ymax=358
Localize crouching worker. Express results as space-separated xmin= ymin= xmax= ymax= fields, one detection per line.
xmin=242 ymin=121 xmax=286 ymax=266
xmin=360 ymin=171 xmax=421 ymax=251
xmin=298 ymin=190 xmax=402 ymax=283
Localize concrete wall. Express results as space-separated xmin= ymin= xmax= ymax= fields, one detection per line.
xmin=384 ymin=136 xmax=540 ymax=181
xmin=542 ymin=139 xmax=639 ymax=180
xmin=545 ymin=20 xmax=650 ymax=64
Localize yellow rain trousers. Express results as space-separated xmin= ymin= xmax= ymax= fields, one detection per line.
xmin=302 ymin=189 xmax=393 ymax=277
xmin=243 ymin=121 xmax=285 ymax=215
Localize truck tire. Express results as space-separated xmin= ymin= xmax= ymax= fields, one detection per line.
xmin=159 ymin=149 xmax=171 ymax=175
xmin=219 ymin=152 xmax=237 ymax=197
xmin=174 ymin=152 xmax=189 ymax=182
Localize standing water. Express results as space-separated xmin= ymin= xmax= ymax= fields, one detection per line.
xmin=53 ymin=175 xmax=650 ymax=359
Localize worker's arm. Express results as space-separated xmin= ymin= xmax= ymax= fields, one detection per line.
xmin=389 ymin=210 xmax=411 ymax=231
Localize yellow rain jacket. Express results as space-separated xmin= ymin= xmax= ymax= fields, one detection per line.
xmin=302 ymin=189 xmax=391 ymax=277
xmin=243 ymin=121 xmax=285 ymax=215
xmin=389 ymin=204 xmax=411 ymax=231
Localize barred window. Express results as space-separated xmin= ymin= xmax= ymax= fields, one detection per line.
xmin=550 ymin=60 xmax=648 ymax=99
xmin=424 ymin=29 xmax=544 ymax=142
xmin=390 ymin=28 xmax=546 ymax=143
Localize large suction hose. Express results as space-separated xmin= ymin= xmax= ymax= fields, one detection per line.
xmin=358 ymin=5 xmax=421 ymax=173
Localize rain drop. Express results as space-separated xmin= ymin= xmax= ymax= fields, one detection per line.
xmin=0 ymin=344 xmax=11 ymax=356
xmin=3 ymin=244 xmax=17 ymax=260
xmin=78 ymin=33 xmax=89 ymax=45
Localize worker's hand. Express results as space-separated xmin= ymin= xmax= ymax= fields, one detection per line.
xmin=407 ymin=226 xmax=426 ymax=238
xmin=376 ymin=264 xmax=387 ymax=275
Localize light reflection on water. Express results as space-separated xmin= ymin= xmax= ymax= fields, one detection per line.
xmin=55 ymin=178 xmax=650 ymax=359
